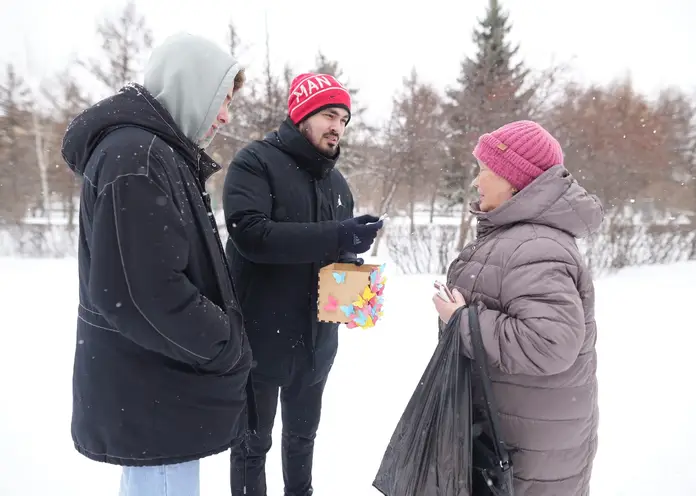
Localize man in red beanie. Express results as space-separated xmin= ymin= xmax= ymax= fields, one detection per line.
xmin=223 ymin=72 xmax=383 ymax=496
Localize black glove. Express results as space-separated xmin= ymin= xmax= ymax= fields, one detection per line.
xmin=338 ymin=215 xmax=383 ymax=255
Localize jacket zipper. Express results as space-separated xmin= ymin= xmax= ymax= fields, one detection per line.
xmin=201 ymin=190 xmax=240 ymax=308
xmin=193 ymin=153 xmax=244 ymax=368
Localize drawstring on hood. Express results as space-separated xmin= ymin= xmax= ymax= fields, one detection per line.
xmin=144 ymin=32 xmax=241 ymax=148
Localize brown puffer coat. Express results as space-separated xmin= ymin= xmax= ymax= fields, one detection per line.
xmin=446 ymin=165 xmax=604 ymax=496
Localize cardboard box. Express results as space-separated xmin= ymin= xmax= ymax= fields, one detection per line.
xmin=317 ymin=262 xmax=386 ymax=328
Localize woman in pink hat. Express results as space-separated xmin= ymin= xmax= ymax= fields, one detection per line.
xmin=433 ymin=120 xmax=604 ymax=495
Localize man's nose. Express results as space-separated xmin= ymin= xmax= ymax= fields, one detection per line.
xmin=218 ymin=108 xmax=230 ymax=125
xmin=329 ymin=121 xmax=342 ymax=135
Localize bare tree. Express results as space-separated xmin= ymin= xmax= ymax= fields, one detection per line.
xmin=81 ymin=0 xmax=153 ymax=94
xmin=208 ymin=19 xmax=291 ymax=210
xmin=30 ymin=104 xmax=50 ymax=221
xmin=0 ymin=64 xmax=36 ymax=225
xmin=544 ymin=77 xmax=696 ymax=270
xmin=365 ymin=125 xmax=401 ymax=255
xmin=227 ymin=20 xmax=241 ymax=58
xmin=206 ymin=21 xmax=255 ymax=208
xmin=41 ymin=69 xmax=91 ymax=228
xmin=372 ymin=69 xmax=449 ymax=262
xmin=235 ymin=16 xmax=290 ymax=141
xmin=652 ymin=88 xmax=696 ymax=214
xmin=310 ymin=51 xmax=373 ymax=179
xmin=546 ymin=79 xmax=683 ymax=211
xmin=389 ymin=68 xmax=447 ymax=229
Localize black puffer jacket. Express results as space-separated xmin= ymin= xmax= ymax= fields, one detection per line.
xmin=223 ymin=117 xmax=355 ymax=384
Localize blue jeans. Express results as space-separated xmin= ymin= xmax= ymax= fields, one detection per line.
xmin=119 ymin=460 xmax=200 ymax=496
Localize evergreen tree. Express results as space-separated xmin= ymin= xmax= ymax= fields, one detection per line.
xmin=443 ymin=0 xmax=534 ymax=248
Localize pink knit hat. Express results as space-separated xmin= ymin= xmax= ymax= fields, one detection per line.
xmin=472 ymin=120 xmax=563 ymax=191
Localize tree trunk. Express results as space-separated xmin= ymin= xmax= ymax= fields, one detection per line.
xmin=456 ymin=207 xmax=469 ymax=252
xmin=408 ymin=176 xmax=416 ymax=234
xmin=428 ymin=184 xmax=438 ymax=223
xmin=369 ymin=178 xmax=399 ymax=257
xmin=32 ymin=111 xmax=50 ymax=222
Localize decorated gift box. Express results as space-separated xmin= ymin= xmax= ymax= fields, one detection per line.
xmin=317 ymin=262 xmax=387 ymax=329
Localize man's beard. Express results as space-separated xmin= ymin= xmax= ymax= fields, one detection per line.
xmin=319 ymin=138 xmax=339 ymax=158
xmin=299 ymin=122 xmax=339 ymax=158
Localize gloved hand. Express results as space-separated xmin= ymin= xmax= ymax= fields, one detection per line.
xmin=338 ymin=214 xmax=383 ymax=255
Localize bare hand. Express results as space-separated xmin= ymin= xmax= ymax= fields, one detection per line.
xmin=432 ymin=287 xmax=467 ymax=324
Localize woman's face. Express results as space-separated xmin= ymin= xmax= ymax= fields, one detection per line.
xmin=473 ymin=160 xmax=517 ymax=212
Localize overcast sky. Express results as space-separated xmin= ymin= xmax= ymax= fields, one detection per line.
xmin=2 ymin=0 xmax=695 ymax=125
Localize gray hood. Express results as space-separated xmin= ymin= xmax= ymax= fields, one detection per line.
xmin=472 ymin=164 xmax=605 ymax=239
xmin=144 ymin=32 xmax=240 ymax=148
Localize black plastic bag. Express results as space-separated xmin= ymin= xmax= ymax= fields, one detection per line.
xmin=372 ymin=307 xmax=472 ymax=496
xmin=468 ymin=306 xmax=514 ymax=496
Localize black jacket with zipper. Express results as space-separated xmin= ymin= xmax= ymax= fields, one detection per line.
xmin=61 ymin=84 xmax=252 ymax=467
xmin=223 ymin=117 xmax=355 ymax=384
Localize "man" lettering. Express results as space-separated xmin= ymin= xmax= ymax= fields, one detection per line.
xmin=292 ymin=75 xmax=337 ymax=104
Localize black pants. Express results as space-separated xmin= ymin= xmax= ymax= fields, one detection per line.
xmin=230 ymin=364 xmax=329 ymax=496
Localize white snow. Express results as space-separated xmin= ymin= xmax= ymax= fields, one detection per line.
xmin=0 ymin=256 xmax=694 ymax=495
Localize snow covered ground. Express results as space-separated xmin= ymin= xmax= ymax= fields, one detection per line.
xmin=1 ymin=257 xmax=695 ymax=495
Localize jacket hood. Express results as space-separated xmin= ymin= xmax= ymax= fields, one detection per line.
xmin=144 ymin=32 xmax=241 ymax=148
xmin=61 ymin=83 xmax=220 ymax=182
xmin=472 ymin=165 xmax=604 ymax=239
xmin=264 ymin=117 xmax=339 ymax=179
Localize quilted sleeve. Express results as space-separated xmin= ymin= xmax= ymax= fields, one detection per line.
xmin=458 ymin=237 xmax=586 ymax=376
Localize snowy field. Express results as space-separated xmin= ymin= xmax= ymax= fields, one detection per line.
xmin=1 ymin=256 xmax=695 ymax=495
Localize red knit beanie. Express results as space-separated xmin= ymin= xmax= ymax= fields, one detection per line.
xmin=472 ymin=120 xmax=564 ymax=191
xmin=287 ymin=73 xmax=351 ymax=125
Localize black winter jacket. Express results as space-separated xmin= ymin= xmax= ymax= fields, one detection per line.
xmin=61 ymin=84 xmax=252 ymax=467
xmin=223 ymin=118 xmax=355 ymax=384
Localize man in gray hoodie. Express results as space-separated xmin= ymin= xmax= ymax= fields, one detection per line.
xmin=61 ymin=33 xmax=252 ymax=496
